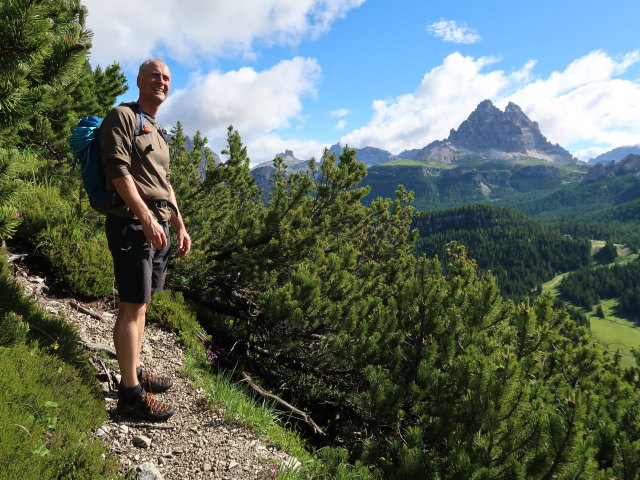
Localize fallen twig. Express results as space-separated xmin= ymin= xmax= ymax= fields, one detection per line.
xmin=240 ymin=371 xmax=325 ymax=436
xmin=197 ymin=332 xmax=326 ymax=435
xmin=79 ymin=339 xmax=117 ymax=357
xmin=70 ymin=301 xmax=105 ymax=321
xmin=12 ymin=424 xmax=32 ymax=436
xmin=95 ymin=355 xmax=115 ymax=391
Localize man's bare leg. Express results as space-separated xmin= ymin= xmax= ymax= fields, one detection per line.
xmin=114 ymin=300 xmax=174 ymax=420
xmin=113 ymin=301 xmax=148 ymax=387
xmin=136 ymin=307 xmax=146 ymax=371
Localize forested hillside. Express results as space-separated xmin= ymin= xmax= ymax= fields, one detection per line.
xmin=497 ymin=164 xmax=640 ymax=249
xmin=413 ymin=204 xmax=590 ymax=299
xmin=502 ymin=172 xmax=640 ymax=221
xmin=358 ymin=157 xmax=585 ymax=211
xmin=5 ymin=2 xmax=640 ymax=479
xmin=559 ymin=258 xmax=640 ymax=323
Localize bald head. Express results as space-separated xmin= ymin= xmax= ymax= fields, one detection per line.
xmin=138 ymin=59 xmax=169 ymax=78
xmin=136 ymin=59 xmax=171 ymax=115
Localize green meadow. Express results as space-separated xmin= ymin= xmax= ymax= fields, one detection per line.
xmin=544 ymin=242 xmax=640 ymax=366
xmin=588 ymin=299 xmax=640 ymax=366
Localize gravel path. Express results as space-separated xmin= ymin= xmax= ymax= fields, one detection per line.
xmin=8 ymin=250 xmax=298 ymax=480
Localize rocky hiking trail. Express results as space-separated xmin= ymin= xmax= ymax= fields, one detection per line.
xmin=7 ymin=248 xmax=299 ymax=480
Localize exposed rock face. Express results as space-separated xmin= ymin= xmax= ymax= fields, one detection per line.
xmin=414 ymin=100 xmax=576 ymax=164
xmin=251 ymin=150 xmax=308 ymax=183
xmin=584 ymin=154 xmax=640 ymax=182
xmin=415 ymin=141 xmax=458 ymax=163
xmin=275 ymin=149 xmax=303 ymax=165
xmin=250 ymin=150 xmax=313 ymax=201
xmin=250 ymin=163 xmax=277 ymax=193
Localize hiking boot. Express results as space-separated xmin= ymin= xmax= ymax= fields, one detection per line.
xmin=138 ymin=368 xmax=173 ymax=393
xmin=116 ymin=390 xmax=174 ymax=422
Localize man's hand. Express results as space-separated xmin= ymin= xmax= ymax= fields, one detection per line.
xmin=112 ymin=176 xmax=168 ymax=250
xmin=141 ymin=217 xmax=168 ymax=250
xmin=176 ymin=227 xmax=191 ymax=257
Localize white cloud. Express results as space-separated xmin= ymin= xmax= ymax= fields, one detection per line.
xmin=341 ymin=50 xmax=640 ymax=156
xmin=83 ymin=0 xmax=366 ymax=67
xmin=245 ymin=134 xmax=326 ymax=166
xmin=341 ymin=52 xmax=530 ymax=152
xmin=160 ymin=57 xmax=321 ymax=161
xmin=427 ymin=19 xmax=482 ymax=44
xmin=504 ymin=50 xmax=640 ymax=150
xmin=574 ymin=146 xmax=606 ymax=162
xmin=333 ymin=119 xmax=347 ymax=131
xmin=330 ymin=108 xmax=350 ymax=117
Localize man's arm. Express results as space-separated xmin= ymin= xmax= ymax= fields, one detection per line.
xmin=112 ymin=175 xmax=168 ymax=250
xmin=168 ymin=185 xmax=191 ymax=258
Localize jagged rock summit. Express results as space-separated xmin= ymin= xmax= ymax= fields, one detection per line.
xmin=274 ymin=149 xmax=303 ymax=165
xmin=412 ymin=100 xmax=576 ymax=164
xmin=584 ymin=154 xmax=640 ymax=182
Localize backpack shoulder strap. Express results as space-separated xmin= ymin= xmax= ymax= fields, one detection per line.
xmin=120 ymin=102 xmax=148 ymax=136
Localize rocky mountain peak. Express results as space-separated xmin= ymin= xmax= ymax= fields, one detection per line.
xmin=415 ymin=100 xmax=575 ymax=164
xmin=505 ymin=101 xmax=523 ymax=114
xmin=275 ymin=149 xmax=301 ymax=164
xmin=475 ymin=98 xmax=499 ymax=113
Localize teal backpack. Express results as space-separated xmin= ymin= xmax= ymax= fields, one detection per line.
xmin=69 ymin=104 xmax=149 ymax=214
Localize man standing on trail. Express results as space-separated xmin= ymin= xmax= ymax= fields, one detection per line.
xmin=100 ymin=59 xmax=191 ymax=421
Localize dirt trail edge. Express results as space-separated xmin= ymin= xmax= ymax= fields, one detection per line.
xmin=8 ymin=249 xmax=299 ymax=480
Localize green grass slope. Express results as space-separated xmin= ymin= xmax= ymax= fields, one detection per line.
xmin=543 ymin=242 xmax=640 ymax=366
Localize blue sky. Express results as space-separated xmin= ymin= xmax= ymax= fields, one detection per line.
xmin=83 ymin=0 xmax=640 ymax=165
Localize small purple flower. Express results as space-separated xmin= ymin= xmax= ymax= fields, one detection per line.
xmin=206 ymin=349 xmax=218 ymax=365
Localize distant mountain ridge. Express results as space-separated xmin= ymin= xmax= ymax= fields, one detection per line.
xmin=499 ymin=154 xmax=640 ymax=223
xmin=590 ymin=145 xmax=640 ymax=164
xmin=328 ymin=144 xmax=394 ymax=166
xmin=260 ymin=99 xmax=577 ymax=173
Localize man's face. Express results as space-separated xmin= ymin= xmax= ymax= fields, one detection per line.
xmin=137 ymin=61 xmax=171 ymax=106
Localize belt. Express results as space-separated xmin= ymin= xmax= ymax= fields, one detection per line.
xmin=147 ymin=199 xmax=168 ymax=208
xmin=147 ymin=199 xmax=178 ymax=214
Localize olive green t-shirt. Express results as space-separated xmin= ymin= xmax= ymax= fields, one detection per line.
xmin=99 ymin=103 xmax=171 ymax=222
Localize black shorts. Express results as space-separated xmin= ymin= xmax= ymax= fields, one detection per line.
xmin=105 ymin=215 xmax=170 ymax=304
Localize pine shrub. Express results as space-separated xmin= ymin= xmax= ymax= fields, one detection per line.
xmin=0 ymin=149 xmax=23 ymax=243
xmin=37 ymin=223 xmax=113 ymax=298
xmin=15 ymin=182 xmax=77 ymax=241
xmin=14 ymin=181 xmax=114 ymax=298
xmin=0 ymin=311 xmax=29 ymax=346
